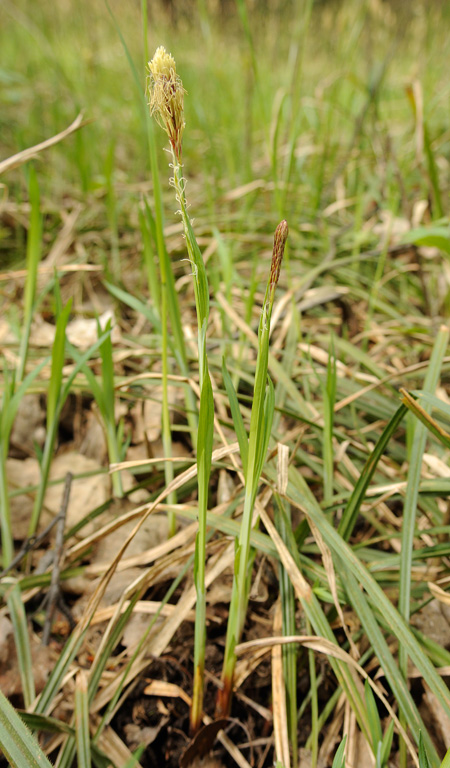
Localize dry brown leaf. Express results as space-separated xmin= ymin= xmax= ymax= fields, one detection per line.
xmin=96 ymin=724 xmax=144 ymax=768
xmin=349 ymin=729 xmax=374 ymax=768
xmin=44 ymin=452 xmax=110 ymax=533
xmin=121 ymin=612 xmax=162 ymax=651
xmin=308 ymin=517 xmax=359 ymax=658
xmin=235 ymin=634 xmax=418 ymax=767
xmin=94 ymin=513 xmax=169 ymax=564
xmin=10 ymin=394 xmax=46 ymax=456
xmin=80 ymin=408 xmax=108 ymax=463
xmin=29 ymin=316 xmax=58 ymax=347
xmin=421 ymin=685 xmax=450 ymax=749
xmin=216 ymin=469 xmax=235 ymax=505
xmin=0 ymin=615 xmax=54 ymax=697
xmin=297 ymin=748 xmax=313 ymax=767
xmin=0 ymin=318 xmax=15 ymax=344
xmin=372 ymin=210 xmax=410 ymax=244
xmin=272 ymin=600 xmax=290 ymax=768
xmin=143 ymin=679 xmax=192 ymax=707
xmin=91 ymin=599 xmax=195 ymax=626
xmin=66 ymin=309 xmax=121 ymax=350
xmin=411 ymin=598 xmax=450 ymax=648
xmin=6 ymin=457 xmax=54 ymax=538
xmin=124 ymin=719 xmax=169 ymax=751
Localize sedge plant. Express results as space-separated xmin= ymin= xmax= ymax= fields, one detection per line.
xmin=216 ymin=219 xmax=288 ymax=717
xmin=147 ymin=46 xmax=214 ymax=734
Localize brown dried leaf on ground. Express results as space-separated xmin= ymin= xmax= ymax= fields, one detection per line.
xmin=0 ymin=616 xmax=54 ymax=698
xmin=29 ymin=315 xmax=57 ymax=347
xmin=124 ymin=719 xmax=169 ymax=750
xmin=9 ymin=394 xmax=46 ymax=456
xmin=351 ymin=730 xmax=375 ymax=768
xmin=420 ymin=686 xmax=450 ymax=752
xmin=297 ymin=748 xmax=313 ymax=767
xmin=80 ymin=406 xmax=108 ymax=464
xmin=129 ymin=383 xmax=181 ymax=445
xmin=188 ymin=759 xmax=226 ymax=768
xmin=411 ymin=598 xmax=450 ymax=649
xmin=66 ymin=309 xmax=121 ymax=350
xmin=71 ymin=507 xmax=170 ymax=643
xmin=44 ymin=451 xmax=110 ymax=534
xmin=94 ymin=511 xmax=169 ymax=563
xmin=96 ymin=724 xmax=145 ymax=768
xmin=6 ymin=457 xmax=49 ymax=539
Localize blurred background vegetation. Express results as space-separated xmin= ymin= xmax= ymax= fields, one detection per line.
xmin=1 ymin=0 xmax=449 ymax=270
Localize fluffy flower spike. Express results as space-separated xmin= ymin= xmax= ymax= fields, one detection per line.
xmin=148 ymin=46 xmax=185 ymax=161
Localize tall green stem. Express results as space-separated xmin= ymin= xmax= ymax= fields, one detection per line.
xmin=216 ymin=221 xmax=288 ymax=717
xmin=171 ymin=156 xmax=213 ymax=733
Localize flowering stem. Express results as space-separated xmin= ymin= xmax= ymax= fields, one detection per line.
xmin=171 ymin=153 xmax=213 ymax=734
xmin=216 ymin=221 xmax=288 ymax=717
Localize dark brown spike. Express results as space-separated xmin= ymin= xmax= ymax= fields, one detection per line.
xmin=269 ymin=219 xmax=288 ymax=291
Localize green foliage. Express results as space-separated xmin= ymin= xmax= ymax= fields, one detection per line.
xmin=0 ymin=688 xmax=53 ymax=768
xmin=1 ymin=0 xmax=450 ymax=765
xmin=331 ymin=736 xmax=347 ymax=768
xmin=17 ymin=165 xmax=42 ymax=383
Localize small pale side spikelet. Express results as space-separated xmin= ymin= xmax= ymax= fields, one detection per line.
xmin=148 ymin=46 xmax=185 ymax=161
xmin=269 ymin=219 xmax=288 ymax=294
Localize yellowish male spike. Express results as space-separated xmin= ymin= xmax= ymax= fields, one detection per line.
xmin=148 ymin=46 xmax=185 ymax=162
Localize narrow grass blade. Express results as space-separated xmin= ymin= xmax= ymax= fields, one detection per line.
xmin=331 ymin=736 xmax=347 ymax=768
xmin=36 ymin=631 xmax=87 ymax=715
xmin=307 ymin=617 xmax=318 ymax=767
xmin=423 ymin=123 xmax=444 ymax=219
xmin=6 ymin=581 xmax=35 ymax=708
xmin=17 ymin=165 xmax=42 ymax=383
xmin=98 ymin=319 xmax=123 ymax=497
xmin=0 ymin=688 xmax=53 ymax=768
xmin=418 ymin=732 xmax=431 ymax=768
xmin=365 ymin=678 xmax=383 ymax=756
xmin=139 ymin=205 xmax=160 ymax=316
xmin=286 ymin=468 xmax=450 ymax=726
xmin=4 ymin=357 xmax=49 ymax=442
xmin=222 ymin=358 xmax=248 ymax=478
xmin=0 ymin=444 xmax=14 ymax=569
xmin=191 ymin=369 xmax=214 ymax=733
xmin=274 ymin=494 xmax=298 ymax=768
xmin=258 ymin=507 xmax=371 ymax=742
xmin=338 ymin=403 xmax=407 ymax=541
xmin=46 ymin=300 xmax=72 ymax=432
xmin=322 ymin=336 xmax=336 ymax=505
xmin=335 ymin=562 xmax=436 ymax=760
xmin=400 ymin=389 xmax=450 ymax=450
xmin=379 ymin=721 xmax=395 ymax=768
xmin=75 ymin=671 xmax=91 ymax=768
xmin=398 ymin=326 xmax=449 ymax=706
xmin=255 ymin=375 xmax=275 ymax=482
